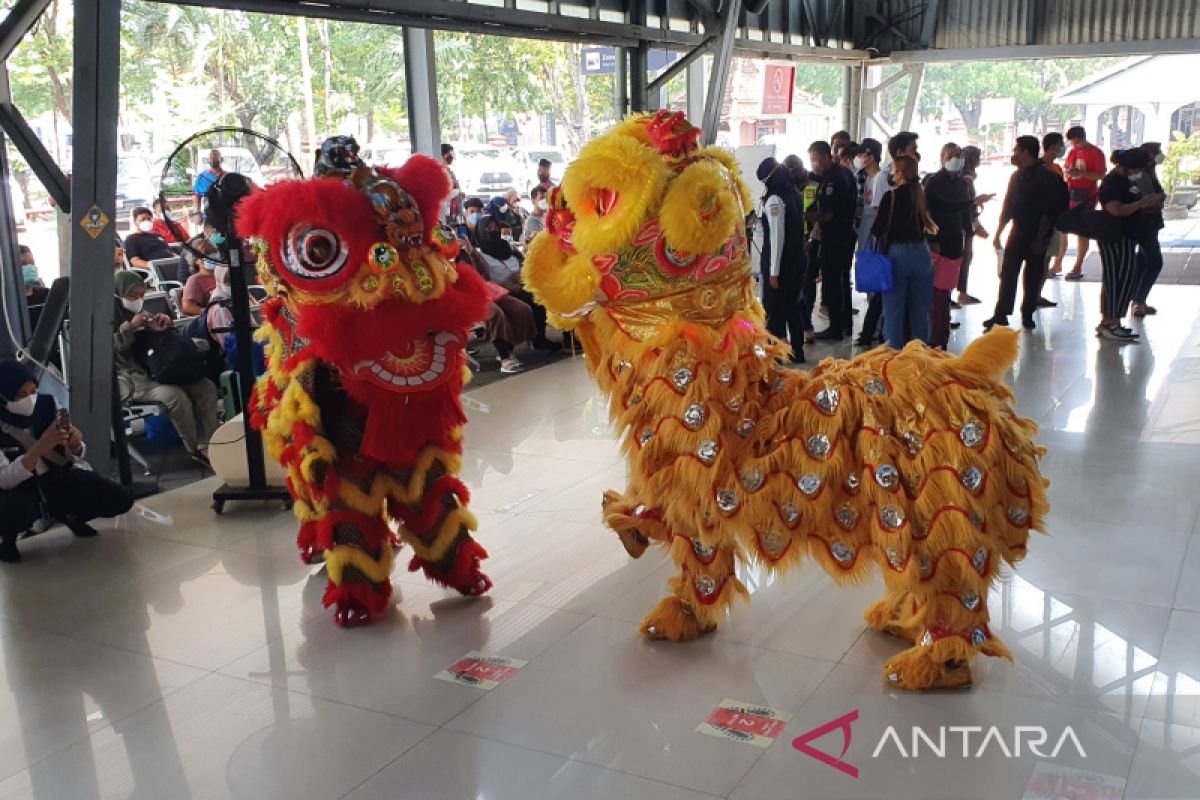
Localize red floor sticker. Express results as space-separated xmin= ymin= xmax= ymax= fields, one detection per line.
xmin=1022 ymin=761 xmax=1125 ymax=800
xmin=696 ymin=699 xmax=794 ymax=748
xmin=434 ymin=651 xmax=528 ymax=691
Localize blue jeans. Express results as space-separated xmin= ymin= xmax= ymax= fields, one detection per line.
xmin=1133 ymin=233 xmax=1163 ymax=304
xmin=882 ymin=241 xmax=933 ymax=349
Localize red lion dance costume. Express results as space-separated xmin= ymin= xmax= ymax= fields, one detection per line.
xmin=240 ymin=137 xmax=492 ymax=627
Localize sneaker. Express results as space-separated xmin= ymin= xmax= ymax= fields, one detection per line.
xmin=1095 ymin=324 xmax=1138 ymax=342
xmin=1064 ymin=271 xmax=1084 ymax=281
xmin=803 ymin=331 xmax=816 ymax=345
xmin=950 ymin=301 xmax=963 ymax=310
xmin=190 ymin=451 xmax=212 ymax=470
xmin=982 ymin=316 xmax=1009 ymax=331
xmin=956 ymin=293 xmax=982 ymax=305
xmin=949 ymin=321 xmax=961 ymax=330
xmin=499 ymin=357 xmax=524 ymax=374
xmin=1021 ymin=315 xmax=1036 ymax=330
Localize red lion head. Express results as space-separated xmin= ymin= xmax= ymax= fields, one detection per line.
xmin=238 ymin=153 xmax=490 ymax=463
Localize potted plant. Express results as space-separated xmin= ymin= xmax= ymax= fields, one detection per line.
xmin=1161 ymin=130 xmax=1200 ymax=219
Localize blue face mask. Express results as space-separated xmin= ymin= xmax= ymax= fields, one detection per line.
xmin=21 ymin=264 xmax=38 ymax=286
xmin=467 ymin=212 xmax=481 ymax=225
xmin=210 ymin=232 xmax=226 ymax=245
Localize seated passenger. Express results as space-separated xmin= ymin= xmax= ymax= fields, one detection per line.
xmin=123 ymin=206 xmax=176 ymax=268
xmin=472 ymin=212 xmax=560 ymax=353
xmin=180 ymin=252 xmax=219 ymax=316
xmin=151 ymin=198 xmax=191 ymax=244
xmin=113 ymin=270 xmax=219 ymax=467
xmin=0 ymin=360 xmax=133 ymax=563
xmin=455 ymin=234 xmax=536 ymax=374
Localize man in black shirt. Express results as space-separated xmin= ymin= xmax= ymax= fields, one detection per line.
xmin=123 ymin=206 xmax=175 ymax=269
xmin=985 ymin=136 xmax=1070 ymax=331
xmin=807 ymin=140 xmax=858 ymax=341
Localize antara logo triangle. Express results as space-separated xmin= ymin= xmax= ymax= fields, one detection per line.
xmin=791 ymin=709 xmax=859 ymax=778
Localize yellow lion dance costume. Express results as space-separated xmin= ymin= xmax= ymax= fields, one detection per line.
xmin=522 ymin=112 xmax=1048 ymax=689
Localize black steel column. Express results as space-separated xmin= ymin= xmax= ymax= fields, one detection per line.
xmin=68 ymin=0 xmax=120 ymax=477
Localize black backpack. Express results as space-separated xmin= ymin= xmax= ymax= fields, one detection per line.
xmin=132 ymin=328 xmax=209 ymax=386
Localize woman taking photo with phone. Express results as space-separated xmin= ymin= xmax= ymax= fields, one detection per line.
xmin=0 ymin=361 xmax=133 ymax=563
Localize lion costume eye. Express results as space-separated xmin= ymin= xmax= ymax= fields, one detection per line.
xmin=284 ymin=224 xmax=349 ymax=279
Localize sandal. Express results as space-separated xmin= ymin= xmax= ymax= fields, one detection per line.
xmin=1064 ymin=271 xmax=1084 ymax=281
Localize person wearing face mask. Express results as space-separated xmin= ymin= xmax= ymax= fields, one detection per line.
xmin=807 ymin=140 xmax=858 ymax=341
xmin=123 ymin=206 xmax=176 ymax=269
xmin=872 ymin=155 xmax=938 ymax=349
xmin=0 ymin=360 xmax=133 ymax=563
xmin=1037 ymin=132 xmax=1067 ymax=307
xmin=463 ymin=197 xmax=485 ymax=235
xmin=984 ymin=136 xmax=1069 ymax=332
xmin=113 ymin=271 xmax=219 ymax=464
xmin=956 ymin=145 xmax=988 ymax=307
xmin=1130 ymin=142 xmax=1167 ymax=317
xmin=193 ymin=149 xmax=225 ymax=217
xmin=523 ymin=186 xmax=549 ymax=243
xmin=441 ymin=143 xmax=464 ymax=225
xmin=180 ymin=245 xmax=220 ymax=316
xmin=756 ymin=157 xmax=808 ymax=362
xmin=853 ymin=139 xmax=889 ymax=347
xmin=496 ymin=190 xmax=526 ymax=242
xmin=922 ymin=143 xmax=976 ymax=348
xmin=471 ymin=213 xmax=561 ymax=353
xmin=1091 ymin=148 xmax=1163 ymax=341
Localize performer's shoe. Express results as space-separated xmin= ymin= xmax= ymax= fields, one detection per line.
xmin=334 ymin=599 xmax=371 ymax=628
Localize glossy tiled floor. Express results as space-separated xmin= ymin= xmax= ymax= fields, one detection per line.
xmin=2 ymin=269 xmax=1200 ymax=799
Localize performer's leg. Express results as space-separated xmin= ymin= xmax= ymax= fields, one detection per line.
xmin=387 ymin=448 xmax=491 ymax=597
xmin=640 ymin=533 xmax=744 ymax=642
xmin=880 ymin=550 xmax=1009 ymax=690
xmin=318 ymin=508 xmax=396 ymax=627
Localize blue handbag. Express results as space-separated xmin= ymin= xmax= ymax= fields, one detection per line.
xmin=855 ymin=245 xmax=893 ymax=293
xmin=855 ymin=190 xmax=895 ymax=293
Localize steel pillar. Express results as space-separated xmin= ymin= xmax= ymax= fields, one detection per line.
xmin=630 ymin=43 xmax=649 ymax=113
xmin=899 ymin=63 xmax=924 ymax=133
xmin=687 ymin=56 xmax=707 ymax=124
xmin=614 ymin=47 xmax=629 ymax=119
xmin=0 ymin=124 xmax=28 ymax=359
xmin=68 ymin=0 xmax=120 ymax=477
xmin=701 ymin=0 xmax=741 ymax=145
xmin=403 ymin=27 xmax=441 ymax=157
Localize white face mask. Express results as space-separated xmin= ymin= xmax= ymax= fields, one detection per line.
xmin=500 ymin=234 xmax=513 ymax=243
xmin=852 ymin=156 xmax=866 ymax=171
xmin=1129 ymin=171 xmax=1144 ymax=181
xmin=538 ymin=199 xmax=549 ymax=212
xmin=498 ymin=204 xmax=509 ymax=214
xmin=945 ymin=157 xmax=965 ymax=172
xmin=121 ymin=297 xmax=144 ymax=314
xmin=5 ymin=395 xmax=35 ymax=417
xmin=137 ymin=220 xmax=153 ymax=233
xmin=1154 ymin=153 xmax=1165 ymax=165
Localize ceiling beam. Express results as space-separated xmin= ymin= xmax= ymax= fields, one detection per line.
xmin=0 ymin=0 xmax=52 ymax=62
xmin=889 ymin=37 xmax=1200 ymax=63
xmin=159 ymin=0 xmax=868 ymax=61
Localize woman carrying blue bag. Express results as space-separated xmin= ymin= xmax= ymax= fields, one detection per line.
xmin=871 ymin=154 xmax=938 ymax=349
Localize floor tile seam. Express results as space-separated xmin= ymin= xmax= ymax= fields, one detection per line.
xmin=434 ymin=605 xmax=599 ymax=730
xmin=332 ymin=723 xmax=440 ymax=800
xmin=3 ymin=623 xmax=235 ymax=676
xmin=205 ymin=667 xmax=447 ymax=729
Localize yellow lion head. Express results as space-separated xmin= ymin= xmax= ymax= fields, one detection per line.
xmin=523 ymin=112 xmax=754 ymax=332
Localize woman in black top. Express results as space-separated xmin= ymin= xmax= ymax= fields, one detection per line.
xmin=872 ymin=155 xmax=938 ymax=349
xmin=1131 ymin=142 xmax=1167 ymax=317
xmin=1095 ymin=148 xmax=1162 ymax=342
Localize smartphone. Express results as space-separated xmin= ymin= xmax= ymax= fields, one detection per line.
xmin=55 ymin=408 xmax=70 ymax=432
xmin=455 ymin=225 xmax=468 ymax=240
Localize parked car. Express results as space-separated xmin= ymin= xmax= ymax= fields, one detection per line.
xmin=455 ymin=144 xmax=520 ymax=199
xmin=360 ymin=142 xmax=411 ymax=168
xmin=115 ymin=155 xmax=155 ymax=223
xmin=513 ymin=147 xmax=567 ymax=192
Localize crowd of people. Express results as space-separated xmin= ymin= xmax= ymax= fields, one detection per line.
xmin=752 ymin=124 xmax=1168 ymax=361
xmin=440 ymin=143 xmax=565 ymax=375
